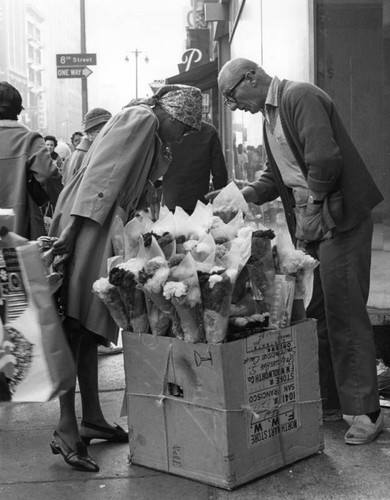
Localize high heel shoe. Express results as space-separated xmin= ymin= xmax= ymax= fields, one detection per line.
xmin=80 ymin=421 xmax=128 ymax=445
xmin=50 ymin=430 xmax=99 ymax=472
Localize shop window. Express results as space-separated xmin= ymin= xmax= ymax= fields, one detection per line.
xmin=316 ymin=0 xmax=390 ymax=253
xmin=316 ymin=0 xmax=390 ymax=312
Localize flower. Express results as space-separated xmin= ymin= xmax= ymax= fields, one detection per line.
xmin=92 ymin=277 xmax=130 ymax=330
xmin=163 ymin=281 xmax=188 ymax=300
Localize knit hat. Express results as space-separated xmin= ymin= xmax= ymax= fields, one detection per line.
xmin=0 ymin=81 xmax=24 ymax=115
xmin=83 ymin=107 xmax=112 ymax=132
xmin=55 ymin=141 xmax=72 ymax=161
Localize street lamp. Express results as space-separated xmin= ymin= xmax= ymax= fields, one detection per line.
xmin=125 ymin=48 xmax=149 ymax=99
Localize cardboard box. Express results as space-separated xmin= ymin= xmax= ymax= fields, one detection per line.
xmin=122 ymin=319 xmax=323 ymax=490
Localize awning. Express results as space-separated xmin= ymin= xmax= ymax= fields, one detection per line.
xmin=166 ymin=60 xmax=218 ymax=91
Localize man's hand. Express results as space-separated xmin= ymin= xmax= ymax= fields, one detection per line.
xmin=205 ymin=189 xmax=222 ymax=202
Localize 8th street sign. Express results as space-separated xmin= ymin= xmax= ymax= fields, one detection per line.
xmin=57 ymin=66 xmax=93 ymax=79
xmin=56 ymin=53 xmax=97 ymax=67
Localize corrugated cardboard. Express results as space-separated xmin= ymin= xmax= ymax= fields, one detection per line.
xmin=122 ymin=319 xmax=323 ymax=490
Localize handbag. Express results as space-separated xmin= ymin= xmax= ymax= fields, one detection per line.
xmin=0 ymin=242 xmax=76 ymax=402
xmin=27 ymin=171 xmax=49 ymax=207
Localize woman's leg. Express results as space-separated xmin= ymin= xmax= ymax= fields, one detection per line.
xmin=55 ymin=319 xmax=82 ymax=448
xmin=77 ymin=328 xmax=123 ymax=433
xmin=76 ymin=328 xmax=128 ymax=446
xmin=77 ymin=330 xmax=108 ymax=426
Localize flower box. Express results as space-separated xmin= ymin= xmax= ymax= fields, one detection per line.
xmin=122 ymin=318 xmax=323 ymax=490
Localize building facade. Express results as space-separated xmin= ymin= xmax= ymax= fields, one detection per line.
xmin=0 ymin=0 xmax=83 ymax=141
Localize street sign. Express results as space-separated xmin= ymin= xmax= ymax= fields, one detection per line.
xmin=56 ymin=53 xmax=97 ymax=67
xmin=57 ymin=66 xmax=93 ymax=79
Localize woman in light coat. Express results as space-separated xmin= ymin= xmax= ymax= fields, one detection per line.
xmin=49 ymin=85 xmax=202 ymax=472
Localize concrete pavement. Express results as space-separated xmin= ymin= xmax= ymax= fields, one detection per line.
xmin=2 ymin=351 xmax=390 ymax=500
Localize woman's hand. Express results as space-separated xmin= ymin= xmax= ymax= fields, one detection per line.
xmin=52 ymin=215 xmax=84 ymax=269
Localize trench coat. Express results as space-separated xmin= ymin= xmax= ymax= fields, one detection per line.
xmin=61 ymin=136 xmax=91 ymax=186
xmin=50 ymin=105 xmax=166 ymax=342
xmin=0 ymin=120 xmax=61 ymax=239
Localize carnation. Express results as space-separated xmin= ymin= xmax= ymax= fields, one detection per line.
xmin=252 ymin=229 xmax=275 ymax=240
xmin=175 ymin=235 xmax=186 ymax=245
xmin=209 ymin=274 xmax=223 ymax=289
xmin=193 ymin=241 xmax=209 ymax=254
xmin=157 ymin=232 xmax=175 ymax=248
xmin=210 ymin=265 xmax=225 ymax=274
xmin=168 ymin=254 xmax=185 ymax=268
xmin=108 ymin=267 xmax=127 ymax=286
xmin=118 ymin=258 xmax=144 ymax=276
xmin=92 ymin=277 xmax=112 ymax=294
xmin=138 ymin=257 xmax=170 ymax=293
xmin=233 ymin=317 xmax=248 ymax=328
xmin=215 ymin=245 xmax=228 ymax=260
xmin=281 ymin=250 xmax=317 ymax=274
xmin=183 ymin=239 xmax=198 ymax=252
xmin=163 ymin=281 xmax=188 ymax=299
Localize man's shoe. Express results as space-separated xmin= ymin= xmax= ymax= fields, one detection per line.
xmin=344 ymin=409 xmax=385 ymax=445
xmin=323 ymin=409 xmax=343 ymax=422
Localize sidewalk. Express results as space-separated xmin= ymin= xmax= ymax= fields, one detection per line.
xmin=2 ymin=353 xmax=390 ymax=500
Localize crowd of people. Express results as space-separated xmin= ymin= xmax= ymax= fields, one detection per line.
xmin=0 ymin=53 xmax=385 ymax=474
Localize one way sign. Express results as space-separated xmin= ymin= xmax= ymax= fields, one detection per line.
xmin=57 ymin=66 xmax=93 ymax=79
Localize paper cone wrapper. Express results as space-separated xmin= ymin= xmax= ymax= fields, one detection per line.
xmin=204 ymin=309 xmax=229 ymax=344
xmin=172 ymin=300 xmax=205 ymax=343
xmin=143 ymin=288 xmax=176 ymax=317
xmin=130 ymin=313 xmax=150 ymax=334
xmin=128 ymin=288 xmax=149 ymax=333
xmin=94 ymin=287 xmax=130 ymax=330
xmin=145 ymin=296 xmax=171 ymax=336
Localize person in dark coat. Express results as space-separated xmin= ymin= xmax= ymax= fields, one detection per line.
xmin=0 ymin=82 xmax=61 ymax=239
xmin=61 ymin=108 xmax=112 ymax=186
xmin=208 ymin=57 xmax=384 ymax=445
xmin=162 ymin=120 xmax=228 ymax=214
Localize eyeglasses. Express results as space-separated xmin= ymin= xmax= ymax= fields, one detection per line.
xmin=224 ymin=70 xmax=255 ymax=107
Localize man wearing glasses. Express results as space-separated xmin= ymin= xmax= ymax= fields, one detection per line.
xmin=210 ymin=57 xmax=384 ymax=445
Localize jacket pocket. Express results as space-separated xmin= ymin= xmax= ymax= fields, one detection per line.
xmin=322 ymin=191 xmax=343 ymax=233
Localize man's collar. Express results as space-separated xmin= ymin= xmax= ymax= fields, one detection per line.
xmin=265 ymin=76 xmax=281 ymax=109
xmin=0 ymin=119 xmax=31 ymax=130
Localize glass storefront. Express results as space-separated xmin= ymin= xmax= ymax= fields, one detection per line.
xmin=316 ymin=0 xmax=390 ymax=309
xmin=223 ymin=0 xmax=389 ymax=308
xmin=228 ymin=0 xmax=313 ymax=229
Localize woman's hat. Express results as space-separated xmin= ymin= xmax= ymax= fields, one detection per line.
xmin=83 ymin=107 xmax=112 ymax=132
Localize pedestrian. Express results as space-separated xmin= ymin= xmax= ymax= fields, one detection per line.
xmin=70 ymin=131 xmax=83 ymax=151
xmin=48 ymin=84 xmax=202 ymax=472
xmin=236 ymin=143 xmax=248 ymax=181
xmin=162 ymin=120 xmax=228 ymax=214
xmin=44 ymin=134 xmax=62 ymax=170
xmin=54 ymin=141 xmax=72 ymax=174
xmin=61 ymin=108 xmax=112 ymax=186
xmin=208 ymin=57 xmax=384 ymax=445
xmin=0 ymin=81 xmax=61 ymax=239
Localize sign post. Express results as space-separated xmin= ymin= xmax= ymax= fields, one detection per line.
xmin=56 ymin=50 xmax=96 ymax=117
